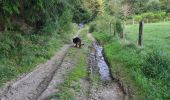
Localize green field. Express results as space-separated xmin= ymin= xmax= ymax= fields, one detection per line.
xmin=125 ymin=21 xmax=170 ymax=55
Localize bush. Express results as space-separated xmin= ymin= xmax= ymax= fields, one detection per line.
xmin=132 ymin=12 xmax=168 ymax=23
xmin=134 ymin=15 xmax=143 ymax=22
xmin=89 ymin=24 xmax=96 ymax=33
xmin=0 ymin=32 xmax=26 ymax=58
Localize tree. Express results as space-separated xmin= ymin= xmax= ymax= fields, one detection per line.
xmin=160 ymin=0 xmax=170 ymax=13
xmin=120 ymin=4 xmax=132 ymax=20
xmin=147 ymin=0 xmax=161 ymax=12
xmin=122 ymin=0 xmax=149 ymax=14
xmin=72 ymin=0 xmax=103 ymax=23
xmin=104 ymin=0 xmax=121 ymax=15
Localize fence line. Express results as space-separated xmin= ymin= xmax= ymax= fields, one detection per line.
xmin=126 ymin=18 xmax=170 ymax=25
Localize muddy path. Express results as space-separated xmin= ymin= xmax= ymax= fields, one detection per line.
xmin=88 ymin=33 xmax=125 ymax=100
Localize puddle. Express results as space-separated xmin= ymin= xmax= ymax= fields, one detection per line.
xmin=91 ymin=42 xmax=112 ymax=82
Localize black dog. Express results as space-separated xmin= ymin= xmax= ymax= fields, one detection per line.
xmin=73 ymin=37 xmax=82 ymax=48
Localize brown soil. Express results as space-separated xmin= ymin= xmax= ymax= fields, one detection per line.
xmin=38 ymin=50 xmax=76 ymax=100
xmin=89 ymin=83 xmax=124 ymax=100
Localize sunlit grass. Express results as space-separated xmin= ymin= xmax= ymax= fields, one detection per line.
xmin=125 ymin=21 xmax=170 ymax=54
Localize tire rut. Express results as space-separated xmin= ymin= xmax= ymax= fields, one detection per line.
xmin=0 ymin=45 xmax=70 ymax=100
xmin=38 ymin=50 xmax=76 ymax=100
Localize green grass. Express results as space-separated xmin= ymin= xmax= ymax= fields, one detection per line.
xmin=92 ymin=21 xmax=170 ymax=99
xmin=125 ymin=21 xmax=170 ymax=55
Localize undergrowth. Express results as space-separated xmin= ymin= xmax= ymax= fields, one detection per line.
xmin=0 ymin=25 xmax=77 ymax=86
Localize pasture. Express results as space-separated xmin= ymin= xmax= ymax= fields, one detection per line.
xmin=125 ymin=21 xmax=170 ymax=54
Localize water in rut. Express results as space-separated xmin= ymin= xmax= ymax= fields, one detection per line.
xmin=93 ymin=42 xmax=111 ymax=82
xmin=89 ymin=40 xmax=124 ymax=100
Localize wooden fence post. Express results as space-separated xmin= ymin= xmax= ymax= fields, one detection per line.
xmin=138 ymin=20 xmax=144 ymax=46
xmin=110 ymin=22 xmax=112 ymax=35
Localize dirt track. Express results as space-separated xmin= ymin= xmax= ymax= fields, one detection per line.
xmin=0 ymin=45 xmax=70 ymax=100
xmin=0 ymin=29 xmax=125 ymax=100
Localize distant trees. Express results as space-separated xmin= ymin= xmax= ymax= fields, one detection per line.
xmin=147 ymin=0 xmax=161 ymax=12
xmin=122 ymin=0 xmax=170 ymax=14
xmin=0 ymin=0 xmax=101 ymax=32
xmin=73 ymin=0 xmax=103 ymax=23
xmin=160 ymin=0 xmax=170 ymax=13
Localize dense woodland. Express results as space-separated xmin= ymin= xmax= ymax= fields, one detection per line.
xmin=0 ymin=0 xmax=170 ymax=99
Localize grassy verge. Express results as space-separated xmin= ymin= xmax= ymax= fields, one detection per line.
xmin=93 ymin=31 xmax=170 ymax=99
xmin=0 ymin=26 xmax=78 ymax=86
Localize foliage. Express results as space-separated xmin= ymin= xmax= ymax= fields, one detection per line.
xmin=0 ymin=0 xmax=101 ymax=85
xmin=142 ymin=50 xmax=170 ymax=80
xmin=114 ymin=19 xmax=123 ymax=37
xmin=133 ymin=12 xmax=167 ymax=23
xmin=122 ymin=0 xmax=170 ymax=14
xmin=104 ymin=0 xmax=121 ymax=15
xmin=73 ymin=0 xmax=103 ymax=23
xmin=0 ymin=24 xmax=78 ymax=86
xmin=89 ymin=24 xmax=96 ymax=33
xmin=89 ymin=15 xmax=117 ymax=36
xmin=147 ymin=0 xmax=161 ymax=12
xmin=0 ymin=0 xmax=101 ymax=31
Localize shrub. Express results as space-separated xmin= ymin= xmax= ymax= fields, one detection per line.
xmin=132 ymin=12 xmax=168 ymax=23
xmin=134 ymin=15 xmax=143 ymax=22
xmin=0 ymin=32 xmax=26 ymax=58
xmin=89 ymin=24 xmax=96 ymax=33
